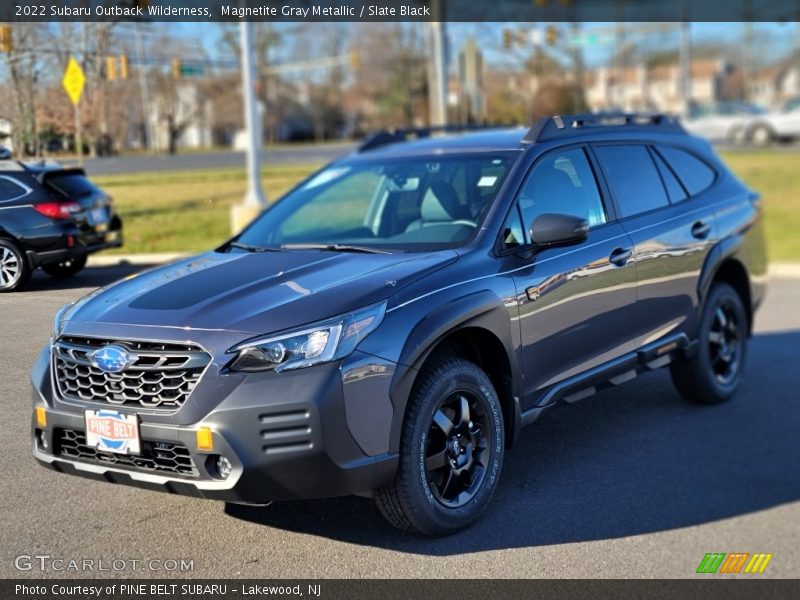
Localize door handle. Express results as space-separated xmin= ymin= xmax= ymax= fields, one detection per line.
xmin=691 ymin=220 xmax=711 ymax=239
xmin=609 ymin=247 xmax=632 ymax=267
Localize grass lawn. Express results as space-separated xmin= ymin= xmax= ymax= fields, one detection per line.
xmin=719 ymin=151 xmax=800 ymax=262
xmin=95 ymin=150 xmax=800 ymax=261
xmin=95 ymin=164 xmax=319 ymax=255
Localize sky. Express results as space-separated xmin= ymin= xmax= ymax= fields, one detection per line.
xmin=2 ymin=21 xmax=796 ymax=87
xmin=180 ymin=21 xmax=800 ymax=71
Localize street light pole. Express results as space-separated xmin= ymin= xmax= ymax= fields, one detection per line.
xmin=134 ymin=24 xmax=154 ymax=153
xmin=231 ymin=20 xmax=266 ymax=233
xmin=679 ymin=21 xmax=692 ymax=116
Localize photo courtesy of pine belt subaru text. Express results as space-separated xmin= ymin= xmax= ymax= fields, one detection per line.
xmin=0 ymin=160 xmax=123 ymax=291
xmin=31 ymin=114 xmax=767 ymax=536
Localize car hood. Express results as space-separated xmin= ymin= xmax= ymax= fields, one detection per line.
xmin=63 ymin=249 xmax=458 ymax=335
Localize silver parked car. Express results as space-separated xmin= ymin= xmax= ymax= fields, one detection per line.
xmin=682 ymin=102 xmax=766 ymax=144
xmin=745 ymin=97 xmax=800 ymax=146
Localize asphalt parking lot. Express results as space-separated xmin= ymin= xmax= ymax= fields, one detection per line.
xmin=1 ymin=267 xmax=798 ymax=579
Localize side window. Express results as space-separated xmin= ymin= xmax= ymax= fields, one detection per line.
xmin=594 ymin=145 xmax=669 ymax=218
xmin=517 ymin=147 xmax=607 ymax=232
xmin=652 ymin=149 xmax=687 ymax=203
xmin=0 ymin=177 xmax=29 ymax=202
xmin=657 ymin=146 xmax=716 ymax=196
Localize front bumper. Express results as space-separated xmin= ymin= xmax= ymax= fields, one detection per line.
xmin=31 ymin=340 xmax=400 ymax=503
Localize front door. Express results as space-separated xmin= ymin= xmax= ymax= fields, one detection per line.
xmin=505 ymin=146 xmax=638 ymax=408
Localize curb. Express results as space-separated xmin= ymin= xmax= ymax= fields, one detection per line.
xmin=768 ymin=263 xmax=800 ymax=278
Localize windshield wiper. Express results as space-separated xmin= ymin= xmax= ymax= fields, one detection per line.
xmin=228 ymin=241 xmax=282 ymax=253
xmin=280 ymin=243 xmax=390 ymax=254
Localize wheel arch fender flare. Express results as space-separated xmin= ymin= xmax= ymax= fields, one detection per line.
xmin=746 ymin=119 xmax=777 ymax=137
xmin=697 ymin=236 xmax=752 ymax=326
xmin=387 ymin=289 xmax=521 ymax=453
xmin=0 ymin=224 xmax=20 ymax=241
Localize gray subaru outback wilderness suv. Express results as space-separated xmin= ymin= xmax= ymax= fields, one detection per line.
xmin=32 ymin=114 xmax=766 ymax=535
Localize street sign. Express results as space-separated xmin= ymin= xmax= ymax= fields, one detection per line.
xmin=568 ymin=32 xmax=613 ymax=47
xmin=180 ymin=63 xmax=205 ymax=77
xmin=62 ymin=57 xmax=85 ymax=106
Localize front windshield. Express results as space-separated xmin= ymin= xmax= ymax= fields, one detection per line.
xmin=235 ymin=153 xmax=516 ymax=252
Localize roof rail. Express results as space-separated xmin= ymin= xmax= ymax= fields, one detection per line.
xmin=358 ymin=124 xmax=511 ymax=152
xmin=523 ymin=112 xmax=685 ymax=144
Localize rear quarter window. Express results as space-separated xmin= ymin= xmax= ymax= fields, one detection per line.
xmin=656 ymin=146 xmax=716 ymax=196
xmin=652 ymin=150 xmax=687 ymax=203
xmin=0 ymin=177 xmax=30 ymax=202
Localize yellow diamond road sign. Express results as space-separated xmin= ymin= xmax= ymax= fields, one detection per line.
xmin=62 ymin=57 xmax=85 ymax=106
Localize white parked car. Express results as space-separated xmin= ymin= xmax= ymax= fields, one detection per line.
xmin=683 ymin=102 xmax=766 ymax=143
xmin=745 ymin=97 xmax=800 ymax=146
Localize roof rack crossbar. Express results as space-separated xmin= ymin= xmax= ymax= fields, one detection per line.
xmin=523 ymin=112 xmax=685 ymax=144
xmin=358 ymin=123 xmax=511 ymax=152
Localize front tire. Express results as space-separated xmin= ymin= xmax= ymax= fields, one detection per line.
xmin=375 ymin=357 xmax=504 ymax=536
xmin=0 ymin=238 xmax=32 ymax=292
xmin=42 ymin=255 xmax=87 ymax=279
xmin=670 ymin=282 xmax=748 ymax=404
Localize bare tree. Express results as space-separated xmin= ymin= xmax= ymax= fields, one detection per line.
xmin=151 ymin=70 xmax=196 ymax=154
xmin=3 ymin=24 xmax=46 ymax=156
xmin=349 ymin=23 xmax=429 ymax=131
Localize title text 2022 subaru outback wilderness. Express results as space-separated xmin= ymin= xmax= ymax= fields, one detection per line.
xmin=32 ymin=114 xmax=766 ymax=535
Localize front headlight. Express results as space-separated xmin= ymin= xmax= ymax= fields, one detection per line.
xmin=226 ymin=301 xmax=387 ymax=373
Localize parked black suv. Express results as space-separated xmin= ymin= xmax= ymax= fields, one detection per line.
xmin=32 ymin=115 xmax=766 ymax=535
xmin=0 ymin=161 xmax=122 ymax=291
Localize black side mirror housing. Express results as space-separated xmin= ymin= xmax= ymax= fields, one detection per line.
xmin=530 ymin=213 xmax=589 ymax=247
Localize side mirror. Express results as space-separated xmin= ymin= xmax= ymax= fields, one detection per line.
xmin=530 ymin=213 xmax=589 ymax=247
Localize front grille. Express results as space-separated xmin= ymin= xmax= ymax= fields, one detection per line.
xmin=53 ymin=336 xmax=211 ymax=411
xmin=54 ymin=428 xmax=199 ymax=477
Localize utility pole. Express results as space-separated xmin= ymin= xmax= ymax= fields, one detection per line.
xmin=796 ymin=0 xmax=800 ymax=55
xmin=743 ymin=0 xmax=754 ymax=103
xmin=231 ymin=20 xmax=266 ymax=233
xmin=428 ymin=0 xmax=447 ymax=126
xmin=743 ymin=22 xmax=753 ymax=103
xmin=570 ymin=21 xmax=586 ymax=111
xmin=679 ymin=21 xmax=692 ymax=116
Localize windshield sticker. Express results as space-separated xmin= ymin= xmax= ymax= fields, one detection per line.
xmin=477 ymin=176 xmax=498 ymax=188
xmin=302 ymin=167 xmax=351 ymax=190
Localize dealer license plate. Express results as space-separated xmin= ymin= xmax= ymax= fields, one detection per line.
xmin=84 ymin=409 xmax=140 ymax=455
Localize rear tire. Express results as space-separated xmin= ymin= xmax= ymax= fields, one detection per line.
xmin=749 ymin=124 xmax=775 ymax=147
xmin=375 ymin=357 xmax=504 ymax=536
xmin=670 ymin=282 xmax=748 ymax=404
xmin=0 ymin=238 xmax=32 ymax=292
xmin=42 ymin=255 xmax=87 ymax=279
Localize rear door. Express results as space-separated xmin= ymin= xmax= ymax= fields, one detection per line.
xmin=592 ymin=143 xmax=718 ymax=347
xmin=505 ymin=146 xmax=638 ymax=404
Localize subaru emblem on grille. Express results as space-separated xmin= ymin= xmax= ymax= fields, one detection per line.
xmin=91 ymin=345 xmax=132 ymax=373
